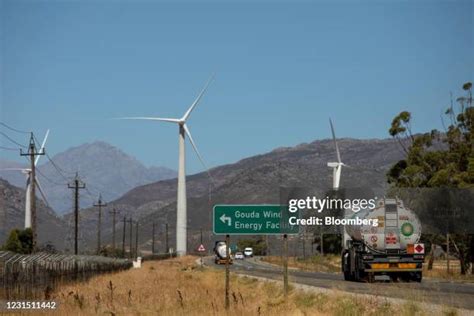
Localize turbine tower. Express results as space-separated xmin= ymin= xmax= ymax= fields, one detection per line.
xmin=1 ymin=130 xmax=50 ymax=228
xmin=327 ymin=118 xmax=346 ymax=190
xmin=117 ymin=76 xmax=214 ymax=256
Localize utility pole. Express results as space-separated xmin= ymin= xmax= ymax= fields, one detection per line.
xmin=109 ymin=208 xmax=119 ymax=251
xmin=20 ymin=133 xmax=44 ymax=251
xmin=135 ymin=221 xmax=139 ymax=258
xmin=283 ymin=234 xmax=289 ymax=297
xmin=68 ymin=173 xmax=85 ymax=255
xmin=129 ymin=218 xmax=134 ymax=259
xmin=152 ymin=222 xmax=156 ymax=254
xmin=93 ymin=194 xmax=107 ymax=255
xmin=165 ymin=223 xmax=169 ymax=254
xmin=122 ymin=216 xmax=127 ymax=257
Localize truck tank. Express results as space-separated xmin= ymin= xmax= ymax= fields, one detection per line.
xmin=345 ymin=198 xmax=421 ymax=253
xmin=214 ymin=241 xmax=231 ymax=259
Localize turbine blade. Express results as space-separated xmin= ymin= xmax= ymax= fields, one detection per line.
xmin=113 ymin=117 xmax=180 ymax=123
xmin=181 ymin=74 xmax=215 ymax=121
xmin=35 ymin=177 xmax=50 ymax=207
xmin=183 ymin=124 xmax=214 ymax=183
xmin=35 ymin=129 xmax=49 ymax=166
xmin=329 ymin=118 xmax=342 ymax=163
xmin=0 ymin=168 xmax=28 ymax=172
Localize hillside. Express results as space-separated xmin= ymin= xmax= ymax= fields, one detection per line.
xmin=0 ymin=141 xmax=177 ymax=213
xmin=72 ymin=137 xmax=404 ymax=253
xmin=0 ymin=179 xmax=68 ymax=249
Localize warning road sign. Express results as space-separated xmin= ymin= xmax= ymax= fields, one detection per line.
xmin=197 ymin=244 xmax=206 ymax=252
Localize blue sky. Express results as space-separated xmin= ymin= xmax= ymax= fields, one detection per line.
xmin=1 ymin=0 xmax=472 ymax=173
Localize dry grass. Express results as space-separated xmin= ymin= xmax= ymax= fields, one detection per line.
xmin=40 ymin=256 xmax=442 ymax=315
xmin=262 ymin=255 xmax=341 ymax=273
xmin=423 ymin=261 xmax=474 ymax=282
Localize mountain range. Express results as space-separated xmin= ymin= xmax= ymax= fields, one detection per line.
xmin=66 ymin=137 xmax=404 ymax=254
xmin=1 ymin=137 xmax=404 ymax=252
xmin=0 ymin=141 xmax=177 ymax=213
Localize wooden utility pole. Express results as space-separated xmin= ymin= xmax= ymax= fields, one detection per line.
xmin=225 ymin=234 xmax=230 ymax=310
xmin=165 ymin=223 xmax=169 ymax=254
xmin=135 ymin=221 xmax=139 ymax=258
xmin=68 ymin=173 xmax=85 ymax=255
xmin=109 ymin=208 xmax=119 ymax=251
xmin=320 ymin=232 xmax=324 ymax=256
xmin=283 ymin=234 xmax=289 ymax=297
xmin=129 ymin=218 xmax=133 ymax=259
xmin=447 ymin=233 xmax=450 ymax=274
xmin=94 ymin=194 xmax=107 ymax=255
xmin=152 ymin=222 xmax=156 ymax=254
xmin=122 ymin=216 xmax=126 ymax=257
xmin=20 ymin=133 xmax=44 ymax=251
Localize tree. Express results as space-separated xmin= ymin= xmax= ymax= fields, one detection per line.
xmin=2 ymin=228 xmax=33 ymax=254
xmin=388 ymin=82 xmax=473 ymax=274
xmin=237 ymin=238 xmax=267 ymax=255
xmin=3 ymin=229 xmax=23 ymax=253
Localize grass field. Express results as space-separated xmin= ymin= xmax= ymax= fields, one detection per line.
xmin=46 ymin=256 xmax=464 ymax=315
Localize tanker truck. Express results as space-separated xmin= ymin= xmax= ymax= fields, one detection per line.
xmin=214 ymin=241 xmax=233 ymax=265
xmin=342 ymin=198 xmax=424 ymax=282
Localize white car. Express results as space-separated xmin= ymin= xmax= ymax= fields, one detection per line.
xmin=234 ymin=252 xmax=244 ymax=260
xmin=243 ymin=247 xmax=253 ymax=257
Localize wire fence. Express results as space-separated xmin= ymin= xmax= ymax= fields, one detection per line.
xmin=0 ymin=251 xmax=132 ymax=300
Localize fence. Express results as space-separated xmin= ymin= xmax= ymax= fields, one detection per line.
xmin=0 ymin=251 xmax=132 ymax=299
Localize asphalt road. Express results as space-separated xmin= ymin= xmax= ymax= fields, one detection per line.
xmin=203 ymin=256 xmax=474 ymax=311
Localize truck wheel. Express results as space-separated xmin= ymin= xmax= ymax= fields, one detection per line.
xmin=413 ymin=272 xmax=422 ymax=283
xmin=343 ymin=270 xmax=352 ymax=281
xmin=390 ymin=274 xmax=399 ymax=282
xmin=367 ymin=273 xmax=375 ymax=283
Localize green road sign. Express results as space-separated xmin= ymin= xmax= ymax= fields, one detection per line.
xmin=213 ymin=204 xmax=298 ymax=235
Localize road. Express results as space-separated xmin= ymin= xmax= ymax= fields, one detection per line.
xmin=203 ymin=256 xmax=474 ymax=311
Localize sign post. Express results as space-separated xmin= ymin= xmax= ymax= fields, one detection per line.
xmin=197 ymin=244 xmax=206 ymax=267
xmin=213 ymin=204 xmax=298 ymax=303
xmin=225 ymin=234 xmax=230 ymax=310
xmin=283 ymin=234 xmax=288 ymax=296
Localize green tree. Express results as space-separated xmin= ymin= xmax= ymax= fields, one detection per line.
xmin=3 ymin=229 xmax=23 ymax=253
xmin=237 ymin=238 xmax=267 ymax=255
xmin=388 ymin=82 xmax=473 ymax=274
xmin=2 ymin=228 xmax=33 ymax=254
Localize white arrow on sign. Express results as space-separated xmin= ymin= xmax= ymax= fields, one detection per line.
xmin=220 ymin=214 xmax=232 ymax=226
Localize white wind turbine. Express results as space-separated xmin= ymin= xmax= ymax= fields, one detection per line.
xmin=116 ymin=77 xmax=214 ymax=256
xmin=326 ymin=119 xmax=352 ymax=249
xmin=1 ymin=130 xmax=50 ymax=228
xmin=327 ymin=118 xmax=347 ymax=190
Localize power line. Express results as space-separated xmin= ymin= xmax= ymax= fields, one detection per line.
xmin=0 ymin=122 xmax=30 ymax=134
xmin=45 ymin=152 xmax=76 ymax=175
xmin=35 ymin=167 xmax=67 ymax=187
xmin=0 ymin=145 xmax=20 ymax=151
xmin=0 ymin=131 xmax=27 ymax=149
xmin=43 ymin=152 xmax=73 ymax=182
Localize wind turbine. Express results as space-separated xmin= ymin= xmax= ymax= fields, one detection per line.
xmin=116 ymin=76 xmax=214 ymax=256
xmin=327 ymin=119 xmax=347 ymax=190
xmin=1 ymin=130 xmax=50 ymax=228
xmin=327 ymin=119 xmax=353 ymax=249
